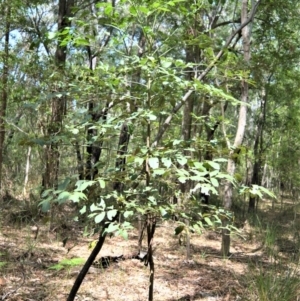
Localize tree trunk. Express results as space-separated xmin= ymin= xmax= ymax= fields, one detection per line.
xmin=43 ymin=0 xmax=74 ymax=189
xmin=249 ymin=87 xmax=268 ymax=212
xmin=221 ymin=0 xmax=252 ymax=257
xmin=0 ymin=2 xmax=11 ymax=190
xmin=67 ymin=227 xmax=107 ymax=301
xmin=23 ymin=147 xmax=32 ymax=195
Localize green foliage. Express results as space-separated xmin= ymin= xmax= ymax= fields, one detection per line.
xmin=239 ymin=185 xmax=276 ymax=200
xmin=48 ymin=258 xmax=85 ymax=271
xmin=0 ymin=261 xmax=7 ymax=269
xmin=174 ymin=203 xmax=238 ymax=237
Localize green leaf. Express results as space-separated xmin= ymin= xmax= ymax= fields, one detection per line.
xmin=70 ymin=128 xmax=79 ymax=134
xmin=105 ymin=223 xmax=119 ymax=233
xmin=173 ymin=139 xmax=182 ymax=146
xmin=47 ymin=32 xmax=56 ymax=40
xmin=41 ymin=189 xmax=52 ymax=198
xmin=209 ymin=170 xmax=219 ymax=177
xmin=210 ymin=178 xmax=219 ymax=187
xmin=107 ymin=209 xmax=118 ymax=220
xmin=60 ymin=258 xmax=85 ymax=266
xmin=123 ymin=211 xmax=134 ymax=218
xmin=159 ymin=207 xmax=168 ymax=216
xmin=57 ymin=177 xmax=71 ymax=190
xmin=95 ymin=212 xmax=106 ymax=223
xmin=69 ymin=192 xmax=87 ymax=203
xmin=153 ymin=168 xmax=166 ymax=176
xmin=176 ymin=155 xmax=187 ymax=166
xmin=134 ymin=157 xmax=144 ymax=166
xmin=148 ymin=113 xmax=157 ymax=121
xmin=214 ymin=158 xmax=227 ymax=162
xmin=79 ymin=206 xmax=86 ymax=214
xmin=178 ymin=176 xmax=187 ymax=183
xmin=206 ymin=161 xmax=220 ymax=170
xmin=194 ymin=162 xmax=205 ymax=170
xmin=48 ymin=258 xmax=85 ymax=271
xmin=161 ymin=157 xmax=172 ymax=168
xmin=148 ymin=157 xmax=159 ymax=169
xmin=48 ymin=264 xmax=64 ymax=271
xmin=57 ymin=191 xmax=71 ymax=204
xmin=98 ymin=179 xmax=106 ymax=189
xmin=0 ymin=261 xmax=7 ymax=269
xmin=75 ymin=180 xmax=96 ymax=192
xmin=204 ymin=217 xmax=213 ymax=226
xmin=201 ymin=186 xmax=210 ymax=195
xmin=160 ymin=58 xmax=173 ymax=68
xmin=192 ymin=224 xmax=202 ymax=234
xmin=174 ymin=225 xmax=185 ymax=235
xmin=129 ymin=5 xmax=137 ymax=16
xmin=148 ymin=196 xmax=157 ymax=204
xmin=39 ymin=198 xmax=51 ymax=212
xmin=74 ymin=38 xmax=90 ymax=46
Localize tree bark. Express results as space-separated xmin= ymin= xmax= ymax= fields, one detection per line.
xmin=0 ymin=2 xmax=11 ymax=190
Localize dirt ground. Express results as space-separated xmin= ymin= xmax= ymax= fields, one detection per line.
xmin=0 ymin=199 xmax=299 ymax=301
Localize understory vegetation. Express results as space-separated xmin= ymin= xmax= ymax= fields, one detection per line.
xmin=1 ymin=0 xmax=300 ymax=300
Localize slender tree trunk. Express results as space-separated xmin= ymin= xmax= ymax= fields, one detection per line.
xmin=23 ymin=147 xmax=32 ymax=195
xmin=146 ymin=215 xmax=156 ymax=301
xmin=83 ymin=1 xmax=115 ymax=180
xmin=85 ymin=47 xmax=105 ymax=180
xmin=67 ymin=227 xmax=107 ymax=301
xmin=0 ymin=2 xmax=10 ymax=190
xmin=221 ymin=0 xmax=252 ymax=257
xmin=43 ymin=0 xmax=74 ymax=189
xmin=249 ymin=87 xmax=268 ymax=212
xmin=75 ymin=142 xmax=84 ymax=180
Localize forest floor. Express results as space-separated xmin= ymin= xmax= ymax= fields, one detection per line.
xmin=1 ymin=197 xmax=300 ymax=301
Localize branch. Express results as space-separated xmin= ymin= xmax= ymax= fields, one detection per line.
xmin=151 ymin=0 xmax=262 ymax=147
xmin=212 ymin=19 xmax=240 ymax=29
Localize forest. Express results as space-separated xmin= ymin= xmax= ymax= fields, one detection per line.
xmin=1 ymin=0 xmax=300 ymax=300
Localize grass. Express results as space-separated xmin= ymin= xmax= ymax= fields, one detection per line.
xmin=247 ymin=264 xmax=300 ymax=301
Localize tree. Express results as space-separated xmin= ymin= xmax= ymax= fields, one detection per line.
xmin=0 ymin=0 xmax=11 ymax=190
xmin=43 ymin=0 xmax=74 ymax=189
xmin=221 ymin=0 xmax=259 ymax=256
